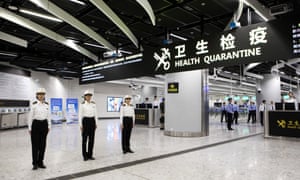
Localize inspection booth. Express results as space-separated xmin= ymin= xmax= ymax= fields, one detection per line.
xmin=134 ymin=103 xmax=160 ymax=127
xmin=264 ymin=102 xmax=300 ymax=138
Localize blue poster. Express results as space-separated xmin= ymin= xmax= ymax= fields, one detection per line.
xmin=66 ymin=98 xmax=78 ymax=124
xmin=50 ymin=98 xmax=63 ymax=124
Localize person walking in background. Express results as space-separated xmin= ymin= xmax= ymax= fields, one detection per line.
xmin=220 ymin=102 xmax=227 ymax=123
xmin=79 ymin=90 xmax=98 ymax=161
xmin=259 ymin=100 xmax=266 ymax=126
xmin=159 ymin=98 xmax=165 ymax=130
xmin=233 ymin=101 xmax=239 ymax=125
xmin=225 ymin=98 xmax=234 ymax=130
xmin=120 ymin=95 xmax=135 ymax=154
xmin=28 ymin=88 xmax=51 ymax=170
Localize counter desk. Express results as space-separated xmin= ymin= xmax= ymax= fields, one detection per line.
xmin=265 ymin=110 xmax=300 ymax=138
xmin=134 ymin=108 xmax=160 ymax=128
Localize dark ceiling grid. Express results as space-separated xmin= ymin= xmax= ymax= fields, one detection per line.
xmin=0 ymin=0 xmax=298 ymax=79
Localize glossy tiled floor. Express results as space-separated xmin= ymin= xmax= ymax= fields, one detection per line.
xmin=0 ymin=116 xmax=298 ymax=180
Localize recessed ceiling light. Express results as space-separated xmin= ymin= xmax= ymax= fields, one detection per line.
xmin=201 ymin=2 xmax=206 ymax=6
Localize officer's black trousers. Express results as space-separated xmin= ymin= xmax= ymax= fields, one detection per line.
xmin=31 ymin=120 xmax=48 ymax=166
xmin=227 ymin=113 xmax=233 ymax=130
xmin=260 ymin=111 xmax=264 ymax=126
xmin=122 ymin=117 xmax=133 ymax=152
xmin=82 ymin=117 xmax=96 ymax=159
xmin=233 ymin=111 xmax=239 ymax=124
xmin=248 ymin=110 xmax=256 ymax=122
xmin=221 ymin=110 xmax=227 ymax=122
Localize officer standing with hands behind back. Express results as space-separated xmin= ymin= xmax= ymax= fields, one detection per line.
xmin=28 ymin=88 xmax=51 ymax=170
xmin=79 ymin=90 xmax=98 ymax=161
xmin=226 ymin=98 xmax=234 ymax=131
xmin=120 ymin=95 xmax=135 ymax=154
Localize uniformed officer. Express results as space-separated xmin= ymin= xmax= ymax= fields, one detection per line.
xmin=225 ymin=98 xmax=234 ymax=130
xmin=79 ymin=90 xmax=98 ymax=161
xmin=247 ymin=101 xmax=256 ymax=123
xmin=259 ymin=100 xmax=266 ymax=126
xmin=220 ymin=102 xmax=227 ymax=123
xmin=233 ymin=101 xmax=239 ymax=125
xmin=120 ymin=95 xmax=135 ymax=154
xmin=28 ymin=88 xmax=50 ymax=170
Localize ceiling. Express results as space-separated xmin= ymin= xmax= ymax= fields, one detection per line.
xmin=0 ymin=0 xmax=299 ymax=81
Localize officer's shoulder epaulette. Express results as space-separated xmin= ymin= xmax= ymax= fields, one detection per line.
xmin=130 ymin=104 xmax=133 ymax=107
xmin=122 ymin=103 xmax=126 ymax=106
xmin=91 ymin=101 xmax=95 ymax=104
xmin=81 ymin=101 xmax=85 ymax=104
xmin=44 ymin=102 xmax=49 ymax=105
xmin=32 ymin=101 xmax=37 ymax=104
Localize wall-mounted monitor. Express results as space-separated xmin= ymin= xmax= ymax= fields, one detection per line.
xmin=285 ymin=103 xmax=295 ymax=110
xmin=275 ymin=102 xmax=283 ymax=110
xmin=107 ymin=97 xmax=123 ymax=112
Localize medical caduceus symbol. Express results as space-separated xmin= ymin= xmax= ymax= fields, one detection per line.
xmin=153 ymin=48 xmax=171 ymax=71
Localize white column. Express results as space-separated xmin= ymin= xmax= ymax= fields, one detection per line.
xmin=164 ymin=69 xmax=208 ymax=137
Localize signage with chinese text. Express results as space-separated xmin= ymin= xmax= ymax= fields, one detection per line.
xmin=269 ymin=111 xmax=300 ymax=138
xmin=81 ymin=16 xmax=299 ymax=84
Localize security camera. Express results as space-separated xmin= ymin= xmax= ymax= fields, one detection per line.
xmin=257 ymin=88 xmax=262 ymax=93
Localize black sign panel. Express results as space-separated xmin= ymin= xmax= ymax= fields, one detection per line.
xmin=167 ymin=82 xmax=179 ymax=93
xmin=80 ymin=16 xmax=299 ymax=84
xmin=134 ymin=109 xmax=149 ymax=125
xmin=0 ymin=100 xmax=30 ymax=107
xmin=80 ymin=53 xmax=153 ymax=84
xmin=145 ymin=17 xmax=297 ymax=74
xmin=269 ymin=111 xmax=300 ymax=138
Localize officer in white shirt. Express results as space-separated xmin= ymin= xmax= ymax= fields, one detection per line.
xmin=259 ymin=100 xmax=266 ymax=126
xmin=120 ymin=95 xmax=135 ymax=154
xmin=28 ymin=88 xmax=50 ymax=170
xmin=269 ymin=100 xmax=276 ymax=111
xmin=79 ymin=90 xmax=98 ymax=161
xmin=152 ymin=96 xmax=160 ymax=108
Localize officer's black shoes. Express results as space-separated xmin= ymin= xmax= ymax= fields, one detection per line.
xmin=83 ymin=157 xmax=88 ymax=161
xmin=88 ymin=157 xmax=95 ymax=160
xmin=38 ymin=164 xmax=46 ymax=169
xmin=229 ymin=128 xmax=234 ymax=131
xmin=123 ymin=151 xmax=127 ymax=154
xmin=32 ymin=165 xmax=38 ymax=170
xmin=127 ymin=149 xmax=134 ymax=153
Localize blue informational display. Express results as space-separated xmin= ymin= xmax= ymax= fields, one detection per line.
xmin=50 ymin=98 xmax=63 ymax=124
xmin=66 ymin=98 xmax=78 ymax=124
xmin=107 ymin=97 xmax=123 ymax=112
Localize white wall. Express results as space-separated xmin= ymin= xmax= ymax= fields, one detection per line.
xmin=0 ymin=63 xmax=164 ymax=118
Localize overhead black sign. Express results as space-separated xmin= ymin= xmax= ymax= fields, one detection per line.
xmin=269 ymin=111 xmax=300 ymax=138
xmin=80 ymin=53 xmax=153 ymax=84
xmin=146 ymin=17 xmax=297 ymax=74
xmin=80 ymin=16 xmax=299 ymax=84
xmin=167 ymin=82 xmax=179 ymax=93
